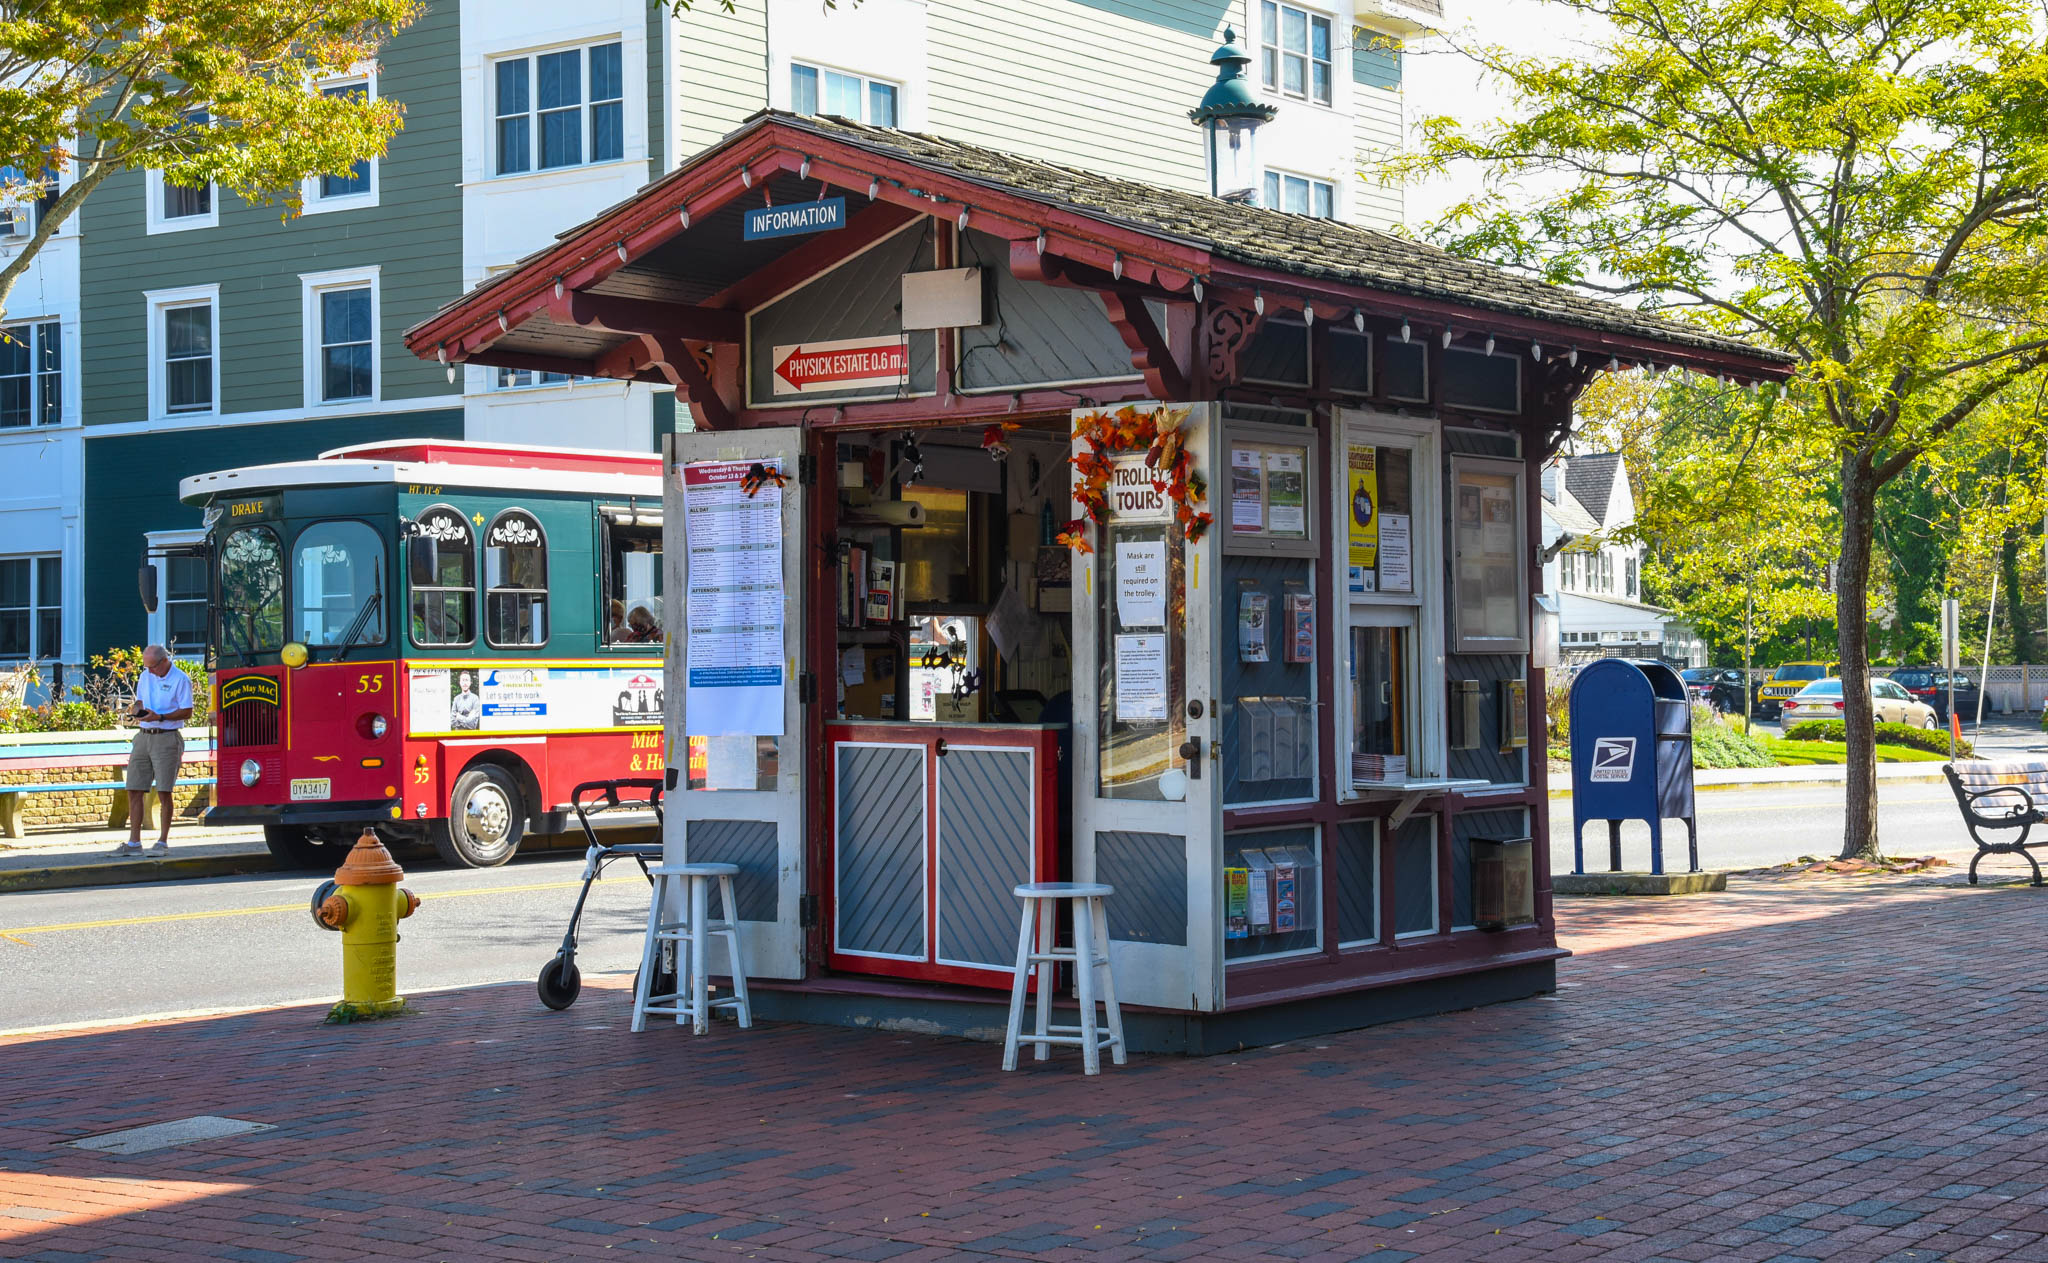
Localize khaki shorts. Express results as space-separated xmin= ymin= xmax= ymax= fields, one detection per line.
xmin=125 ymin=730 xmax=185 ymax=792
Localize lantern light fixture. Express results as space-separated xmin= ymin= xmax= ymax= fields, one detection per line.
xmin=1189 ymin=27 xmax=1278 ymax=204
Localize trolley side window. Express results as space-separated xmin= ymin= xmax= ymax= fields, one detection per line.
xmin=408 ymin=504 xmax=475 ymax=647
xmin=293 ymin=520 xmax=386 ymax=647
xmin=219 ymin=525 xmax=285 ymax=658
xmin=484 ymin=508 xmax=548 ymax=647
xmin=601 ymin=508 xmax=663 ymax=646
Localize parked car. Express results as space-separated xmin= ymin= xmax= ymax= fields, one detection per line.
xmin=1782 ymin=677 xmax=1940 ymax=728
xmin=1756 ymin=662 xmax=1838 ymax=719
xmin=1681 ymin=667 xmax=1749 ymax=714
xmin=1883 ymin=667 xmax=1980 ymax=722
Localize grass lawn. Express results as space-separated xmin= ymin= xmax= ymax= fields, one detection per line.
xmin=1760 ymin=738 xmax=1949 ymax=766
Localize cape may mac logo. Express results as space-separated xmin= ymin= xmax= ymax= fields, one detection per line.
xmin=1588 ymin=736 xmax=1636 ymax=782
xmin=219 ymin=675 xmax=280 ymax=708
xmin=613 ymin=672 xmax=663 ymax=726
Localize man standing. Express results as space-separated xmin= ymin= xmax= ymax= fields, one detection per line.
xmin=112 ymin=645 xmax=194 ymax=857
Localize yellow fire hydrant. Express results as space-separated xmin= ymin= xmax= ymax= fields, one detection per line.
xmin=312 ymin=828 xmax=420 ymax=1023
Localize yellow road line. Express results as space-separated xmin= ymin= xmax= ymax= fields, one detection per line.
xmin=0 ymin=878 xmax=590 ymax=938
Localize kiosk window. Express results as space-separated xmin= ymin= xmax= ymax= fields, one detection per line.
xmin=484 ymin=509 xmax=548 ymax=647
xmin=219 ymin=525 xmax=284 ymax=658
xmin=602 ymin=513 xmax=663 ymax=646
xmin=1451 ymin=458 xmax=1528 ymax=652
xmin=1350 ymin=621 xmax=1412 ymax=784
xmin=293 ymin=520 xmax=385 ymax=647
xmin=408 ymin=505 xmax=474 ymax=647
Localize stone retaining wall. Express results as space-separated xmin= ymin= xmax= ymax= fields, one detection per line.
xmin=0 ymin=759 xmax=216 ymax=828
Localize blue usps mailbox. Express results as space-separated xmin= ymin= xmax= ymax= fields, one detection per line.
xmin=1568 ymin=658 xmax=1699 ymax=875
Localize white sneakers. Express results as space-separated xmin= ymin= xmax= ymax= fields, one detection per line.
xmin=109 ymin=841 xmax=169 ymax=857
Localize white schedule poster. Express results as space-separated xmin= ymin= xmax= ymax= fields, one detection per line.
xmin=682 ymin=459 xmax=787 ymax=736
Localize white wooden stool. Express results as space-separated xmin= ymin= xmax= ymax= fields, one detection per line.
xmin=1002 ymin=882 xmax=1126 ymax=1074
xmin=632 ymin=862 xmax=753 ymax=1035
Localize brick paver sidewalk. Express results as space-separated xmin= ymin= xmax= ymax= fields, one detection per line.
xmin=5 ymin=874 xmax=2048 ymax=1261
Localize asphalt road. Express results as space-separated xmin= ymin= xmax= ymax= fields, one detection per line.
xmin=0 ymin=778 xmax=1987 ymax=1034
xmin=0 ymin=849 xmax=653 ymax=1033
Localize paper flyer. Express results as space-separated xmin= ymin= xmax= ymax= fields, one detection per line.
xmin=1114 ymin=540 xmax=1168 ymax=628
xmin=1348 ymin=445 xmax=1378 ymax=573
xmin=1265 ymin=450 xmax=1306 ymax=535
xmin=1230 ymin=448 xmax=1263 ymax=532
xmin=1238 ymin=590 xmax=1270 ymax=663
xmin=682 ymin=459 xmax=786 ymax=736
xmin=1379 ymin=513 xmax=1412 ymax=593
xmin=1114 ymin=633 xmax=1169 ymax=721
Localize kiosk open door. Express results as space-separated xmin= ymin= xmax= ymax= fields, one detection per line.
xmin=1069 ymin=402 xmax=1225 ymax=1012
xmin=662 ymin=427 xmax=808 ymax=980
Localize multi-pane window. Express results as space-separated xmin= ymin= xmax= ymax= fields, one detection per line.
xmin=484 ymin=509 xmax=548 ymax=646
xmin=162 ymin=110 xmax=214 ymax=219
xmin=319 ymin=81 xmax=372 ymax=198
xmin=0 ymin=322 xmax=60 ymax=427
xmin=409 ymin=505 xmax=476 ymax=647
xmin=318 ymin=286 xmax=373 ymax=402
xmin=162 ymin=302 xmax=213 ymax=413
xmin=0 ymin=556 xmax=61 ymax=661
xmin=790 ymin=63 xmax=899 ymax=126
xmin=1263 ymin=171 xmax=1335 ymax=218
xmin=496 ymin=367 xmax=575 ymax=389
xmin=164 ymin=554 xmax=208 ymax=652
xmin=495 ymin=41 xmax=624 ymax=175
xmin=0 ymin=165 xmax=58 ymax=238
xmin=1259 ymin=2 xmax=1333 ymax=105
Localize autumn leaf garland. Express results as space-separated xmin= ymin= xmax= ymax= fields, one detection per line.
xmin=1058 ymin=405 xmax=1212 ymax=553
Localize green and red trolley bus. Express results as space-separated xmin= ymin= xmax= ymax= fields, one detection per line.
xmin=162 ymin=440 xmax=668 ymax=867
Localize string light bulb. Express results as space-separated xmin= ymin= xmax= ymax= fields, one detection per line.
xmin=553 ymin=279 xmax=565 ymax=299
xmin=679 ymin=205 xmax=690 ymax=228
xmin=1254 ymin=291 xmax=1265 ymax=316
xmin=800 ymin=157 xmax=811 ymax=179
xmin=741 ymin=166 xmax=752 ymax=188
xmin=1400 ymin=319 xmax=1410 ymax=342
xmin=1112 ymin=253 xmax=1123 ymax=280
xmin=1442 ymin=328 xmax=1454 ymax=349
xmin=1569 ymin=347 xmax=1579 ymax=367
xmin=868 ymin=178 xmax=880 ymax=199
xmin=958 ymin=208 xmax=971 ymax=230
xmin=616 ymin=241 xmax=628 ymax=263
xmin=1485 ymin=334 xmax=1496 ymax=356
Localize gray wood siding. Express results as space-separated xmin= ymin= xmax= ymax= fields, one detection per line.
xmin=671 ymin=0 xmax=769 ymax=160
xmin=79 ymin=0 xmax=463 ymax=425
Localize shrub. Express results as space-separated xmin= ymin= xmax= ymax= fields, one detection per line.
xmin=1782 ymin=718 xmax=1971 ymax=757
xmin=0 ymin=649 xmax=210 ymax=735
xmin=1547 ymin=677 xmax=1570 ymax=748
xmin=1692 ymin=706 xmax=1776 ymax=769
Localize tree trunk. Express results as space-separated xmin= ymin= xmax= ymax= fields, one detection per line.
xmin=2002 ymin=527 xmax=2035 ymax=664
xmin=1837 ymin=459 xmax=1882 ymax=861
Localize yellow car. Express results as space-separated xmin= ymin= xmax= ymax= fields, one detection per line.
xmin=1757 ymin=662 xmax=1837 ymax=719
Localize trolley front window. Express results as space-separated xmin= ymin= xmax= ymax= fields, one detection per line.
xmin=409 ymin=504 xmax=475 ymax=647
xmin=293 ymin=520 xmax=386 ymax=647
xmin=219 ymin=525 xmax=284 ymax=659
xmin=485 ymin=508 xmax=548 ymax=647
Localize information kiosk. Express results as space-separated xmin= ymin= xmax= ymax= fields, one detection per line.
xmin=406 ymin=110 xmax=1790 ymax=1049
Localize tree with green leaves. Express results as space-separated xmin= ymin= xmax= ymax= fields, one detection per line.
xmin=1387 ymin=0 xmax=2048 ymax=858
xmin=0 ymin=2 xmax=418 ymax=322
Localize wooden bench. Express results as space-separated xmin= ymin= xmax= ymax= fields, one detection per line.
xmin=1944 ymin=760 xmax=2048 ymax=885
xmin=0 ymin=733 xmax=217 ymax=838
xmin=0 ymin=778 xmax=218 ymax=837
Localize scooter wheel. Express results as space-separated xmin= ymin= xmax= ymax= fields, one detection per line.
xmin=538 ymin=955 xmax=582 ymax=1010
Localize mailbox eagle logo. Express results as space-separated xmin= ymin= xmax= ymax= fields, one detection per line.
xmin=1589 ymin=736 xmax=1636 ymax=782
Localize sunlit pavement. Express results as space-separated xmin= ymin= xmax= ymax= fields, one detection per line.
xmin=5 ymin=867 xmax=2048 ymax=1261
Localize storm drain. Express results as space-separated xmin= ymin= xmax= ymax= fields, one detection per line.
xmin=69 ymin=1116 xmax=274 ymax=1155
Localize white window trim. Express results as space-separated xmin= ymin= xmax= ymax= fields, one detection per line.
xmin=1258 ymin=0 xmax=1337 ymax=109
xmin=0 ymin=318 xmax=64 ymax=429
xmin=144 ymin=170 xmax=218 ymax=235
xmin=1337 ymin=408 xmax=1445 ymax=782
xmin=486 ymin=35 xmax=630 ymax=181
xmin=302 ymin=70 xmax=381 ymax=214
xmin=146 ymin=528 xmax=208 ymax=651
xmin=301 ymin=266 xmax=381 ymax=409
xmin=788 ymin=60 xmax=904 ymax=126
xmin=1263 ymin=168 xmax=1338 ymax=219
xmin=145 ymin=284 xmax=221 ymax=420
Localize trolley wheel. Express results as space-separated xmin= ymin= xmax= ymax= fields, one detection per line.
xmin=433 ymin=765 xmax=525 ymax=868
xmin=264 ymin=824 xmax=330 ymax=869
xmin=538 ymin=955 xmax=582 ymax=1010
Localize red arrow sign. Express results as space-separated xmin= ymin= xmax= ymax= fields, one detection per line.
xmin=771 ymin=336 xmax=909 ymax=395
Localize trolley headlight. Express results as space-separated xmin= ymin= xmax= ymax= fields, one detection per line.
xmin=239 ymin=758 xmax=262 ymax=787
xmin=357 ymin=712 xmax=389 ymax=740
